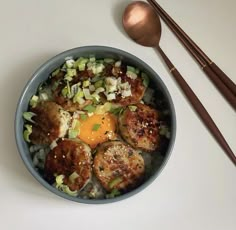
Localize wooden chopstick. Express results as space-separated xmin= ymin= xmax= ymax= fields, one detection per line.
xmin=147 ymin=0 xmax=236 ymax=110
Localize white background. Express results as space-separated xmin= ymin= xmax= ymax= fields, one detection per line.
xmin=0 ymin=0 xmax=235 ymax=229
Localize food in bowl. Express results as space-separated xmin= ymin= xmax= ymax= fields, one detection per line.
xmin=21 ymin=53 xmax=173 ymax=200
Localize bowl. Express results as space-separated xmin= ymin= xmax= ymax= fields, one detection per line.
xmin=15 ymin=46 xmax=176 ymax=204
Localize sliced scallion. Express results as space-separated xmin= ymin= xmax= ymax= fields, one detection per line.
xmin=51 ymin=68 xmax=60 ymax=77
xmin=69 ymin=171 xmax=79 ymax=183
xmin=128 ymin=105 xmax=137 ymax=112
xmin=68 ymin=129 xmax=79 ymax=139
xmin=23 ymin=124 xmax=32 ymax=143
xmin=55 ymin=174 xmax=65 ymax=185
xmin=110 ymin=106 xmax=123 ymax=115
xmin=29 ymin=95 xmax=39 ymax=108
xmin=94 ymin=79 xmax=104 ymax=89
xmin=141 ymin=72 xmax=149 ymax=87
xmin=66 ymin=59 xmax=75 ymax=68
xmin=106 ymin=188 xmax=121 ymax=199
xmin=23 ymin=112 xmax=36 ymax=123
xmin=108 ymin=177 xmax=123 ymax=189
xmin=83 ymin=104 xmax=96 ymax=113
xmin=75 ymin=57 xmax=89 ymax=71
xmin=104 ymin=58 xmax=115 ymax=63
xmin=80 ymin=114 xmax=88 ymax=121
xmin=92 ymin=123 xmax=101 ymax=131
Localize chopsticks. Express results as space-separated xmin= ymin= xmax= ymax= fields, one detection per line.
xmin=145 ymin=0 xmax=236 ymax=165
xmin=147 ymin=0 xmax=236 ymax=110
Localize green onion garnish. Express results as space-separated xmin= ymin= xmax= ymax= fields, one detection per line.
xmin=23 ymin=112 xmax=36 ymax=123
xmin=80 ymin=114 xmax=88 ymax=121
xmin=108 ymin=177 xmax=123 ymax=189
xmin=83 ymin=104 xmax=96 ymax=113
xmin=92 ymin=123 xmax=101 ymax=131
xmin=141 ymin=72 xmax=149 ymax=87
xmin=23 ymin=124 xmax=32 ymax=142
xmin=106 ymin=189 xmax=121 ymax=199
xmin=128 ymin=105 xmax=137 ymax=112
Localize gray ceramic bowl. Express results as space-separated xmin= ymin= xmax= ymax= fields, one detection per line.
xmin=15 ymin=46 xmax=176 ymax=204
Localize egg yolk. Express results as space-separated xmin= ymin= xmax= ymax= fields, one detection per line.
xmin=77 ymin=113 xmax=117 ymax=148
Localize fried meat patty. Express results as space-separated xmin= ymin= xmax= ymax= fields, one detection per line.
xmin=50 ymin=71 xmax=92 ymax=112
xmin=93 ymin=141 xmax=145 ymax=192
xmin=118 ymin=103 xmax=160 ymax=152
xmin=30 ymin=101 xmax=71 ymax=145
xmin=114 ymin=75 xmax=146 ymax=106
xmin=44 ymin=139 xmax=92 ymax=191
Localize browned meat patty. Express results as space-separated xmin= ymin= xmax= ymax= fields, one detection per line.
xmin=106 ymin=64 xmax=146 ymax=106
xmin=114 ymin=75 xmax=146 ymax=106
xmin=30 ymin=101 xmax=71 ymax=145
xmin=118 ymin=103 xmax=160 ymax=152
xmin=93 ymin=141 xmax=145 ymax=192
xmin=50 ymin=70 xmax=93 ymax=112
xmin=44 ymin=139 xmax=92 ymax=191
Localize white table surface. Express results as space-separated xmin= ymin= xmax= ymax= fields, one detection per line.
xmin=0 ymin=0 xmax=235 ymax=229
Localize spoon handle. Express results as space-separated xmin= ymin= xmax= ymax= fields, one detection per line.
xmin=156 ymin=46 xmax=236 ymax=166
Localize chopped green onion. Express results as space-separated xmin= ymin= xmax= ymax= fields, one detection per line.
xmin=141 ymin=72 xmax=149 ymax=87
xmin=75 ymin=57 xmax=89 ymax=71
xmin=108 ymin=177 xmax=123 ymax=189
xmin=83 ymin=80 xmax=90 ymax=88
xmin=66 ymin=59 xmax=75 ymax=68
xmin=94 ymin=79 xmax=104 ymax=89
xmin=23 ymin=124 xmax=32 ymax=142
xmin=110 ymin=106 xmax=123 ymax=115
xmin=67 ymin=81 xmax=71 ymax=97
xmin=83 ymin=104 xmax=96 ymax=113
xmin=55 ymin=174 xmax=65 ymax=185
xmin=115 ymin=60 xmax=121 ymax=67
xmin=55 ymin=174 xmax=79 ymax=197
xmin=83 ymin=88 xmax=93 ymax=100
xmin=29 ymin=95 xmax=39 ymax=108
xmin=106 ymin=189 xmax=121 ymax=199
xmin=51 ymin=68 xmax=61 ymax=77
xmin=89 ymin=56 xmax=96 ymax=62
xmin=126 ymin=66 xmax=139 ymax=79
xmin=128 ymin=105 xmax=137 ymax=112
xmin=69 ymin=171 xmax=79 ymax=183
xmin=95 ymin=102 xmax=112 ymax=114
xmin=64 ymin=69 xmax=77 ymax=81
xmin=104 ymin=58 xmax=115 ymax=63
xmin=61 ymin=86 xmax=68 ymax=97
xmin=23 ymin=112 xmax=36 ymax=123
xmin=106 ymin=92 xmax=116 ymax=101
xmin=68 ymin=129 xmax=79 ymax=139
xmin=70 ymin=83 xmax=81 ymax=96
xmin=92 ymin=123 xmax=101 ymax=131
xmin=39 ymin=92 xmax=48 ymax=101
xmin=63 ymin=185 xmax=78 ymax=196
xmin=91 ymin=93 xmax=100 ymax=103
xmin=80 ymin=114 xmax=87 ymax=121
xmin=71 ymin=119 xmax=78 ymax=129
xmin=127 ymin=66 xmax=136 ymax=73
xmin=73 ymin=90 xmax=84 ymax=103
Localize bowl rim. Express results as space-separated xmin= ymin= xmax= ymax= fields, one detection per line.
xmin=15 ymin=45 xmax=176 ymax=204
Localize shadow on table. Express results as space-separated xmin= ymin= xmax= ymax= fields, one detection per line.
xmin=1 ymin=52 xmax=57 ymax=199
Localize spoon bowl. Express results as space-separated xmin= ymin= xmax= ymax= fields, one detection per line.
xmin=123 ymin=1 xmax=161 ymax=47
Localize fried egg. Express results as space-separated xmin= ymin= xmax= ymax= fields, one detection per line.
xmin=77 ymin=113 xmax=117 ymax=148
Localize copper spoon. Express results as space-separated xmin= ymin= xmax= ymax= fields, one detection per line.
xmin=122 ymin=1 xmax=236 ymax=165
